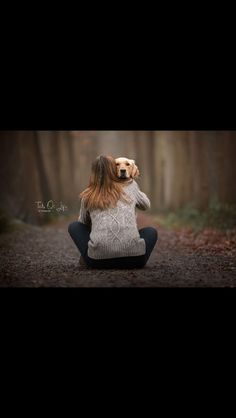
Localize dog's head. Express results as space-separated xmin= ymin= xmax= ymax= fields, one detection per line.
xmin=115 ymin=157 xmax=140 ymax=179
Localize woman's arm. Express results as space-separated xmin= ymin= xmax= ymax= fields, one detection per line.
xmin=133 ymin=181 xmax=151 ymax=210
xmin=78 ymin=198 xmax=91 ymax=226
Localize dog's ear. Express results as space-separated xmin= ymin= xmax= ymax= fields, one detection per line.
xmin=130 ymin=161 xmax=140 ymax=178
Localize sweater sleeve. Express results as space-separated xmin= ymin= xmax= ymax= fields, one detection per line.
xmin=133 ymin=181 xmax=151 ymax=210
xmin=78 ymin=198 xmax=91 ymax=226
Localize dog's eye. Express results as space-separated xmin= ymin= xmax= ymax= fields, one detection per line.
xmin=126 ymin=163 xmax=130 ymax=166
xmin=116 ymin=163 xmax=120 ymax=166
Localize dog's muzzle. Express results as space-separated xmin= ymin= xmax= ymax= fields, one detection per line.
xmin=119 ymin=169 xmax=127 ymax=178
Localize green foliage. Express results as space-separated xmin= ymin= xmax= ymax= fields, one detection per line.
xmin=0 ymin=209 xmax=11 ymax=233
xmin=0 ymin=209 xmax=28 ymax=234
xmin=0 ymin=207 xmax=76 ymax=234
xmin=40 ymin=210 xmax=75 ymax=225
xmin=42 ymin=211 xmax=59 ymax=225
xmin=155 ymin=199 xmax=236 ymax=231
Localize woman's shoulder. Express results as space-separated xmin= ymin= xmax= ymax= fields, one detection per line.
xmin=122 ymin=179 xmax=139 ymax=191
xmin=122 ymin=179 xmax=137 ymax=187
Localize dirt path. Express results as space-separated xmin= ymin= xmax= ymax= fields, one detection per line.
xmin=0 ymin=213 xmax=236 ymax=287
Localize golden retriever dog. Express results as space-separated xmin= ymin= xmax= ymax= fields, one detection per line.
xmin=115 ymin=157 xmax=140 ymax=180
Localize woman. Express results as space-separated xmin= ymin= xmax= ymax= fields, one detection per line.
xmin=68 ymin=155 xmax=158 ymax=269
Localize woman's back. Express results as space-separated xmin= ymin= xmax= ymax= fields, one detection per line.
xmin=79 ymin=180 xmax=151 ymax=259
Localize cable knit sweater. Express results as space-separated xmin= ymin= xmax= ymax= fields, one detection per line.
xmin=78 ymin=180 xmax=151 ymax=259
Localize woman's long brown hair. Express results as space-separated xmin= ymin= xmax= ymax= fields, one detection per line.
xmin=79 ymin=155 xmax=132 ymax=211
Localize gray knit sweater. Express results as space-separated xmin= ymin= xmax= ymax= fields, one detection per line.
xmin=78 ymin=180 xmax=151 ymax=259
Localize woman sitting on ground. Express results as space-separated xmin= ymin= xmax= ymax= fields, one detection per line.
xmin=68 ymin=155 xmax=158 ymax=269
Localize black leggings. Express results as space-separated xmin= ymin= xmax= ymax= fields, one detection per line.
xmin=68 ymin=221 xmax=158 ymax=269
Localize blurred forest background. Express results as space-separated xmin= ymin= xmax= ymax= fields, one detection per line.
xmin=0 ymin=131 xmax=236 ymax=230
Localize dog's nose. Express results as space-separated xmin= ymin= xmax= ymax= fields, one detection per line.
xmin=120 ymin=169 xmax=126 ymax=174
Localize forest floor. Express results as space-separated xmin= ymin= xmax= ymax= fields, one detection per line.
xmin=0 ymin=213 xmax=236 ymax=287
